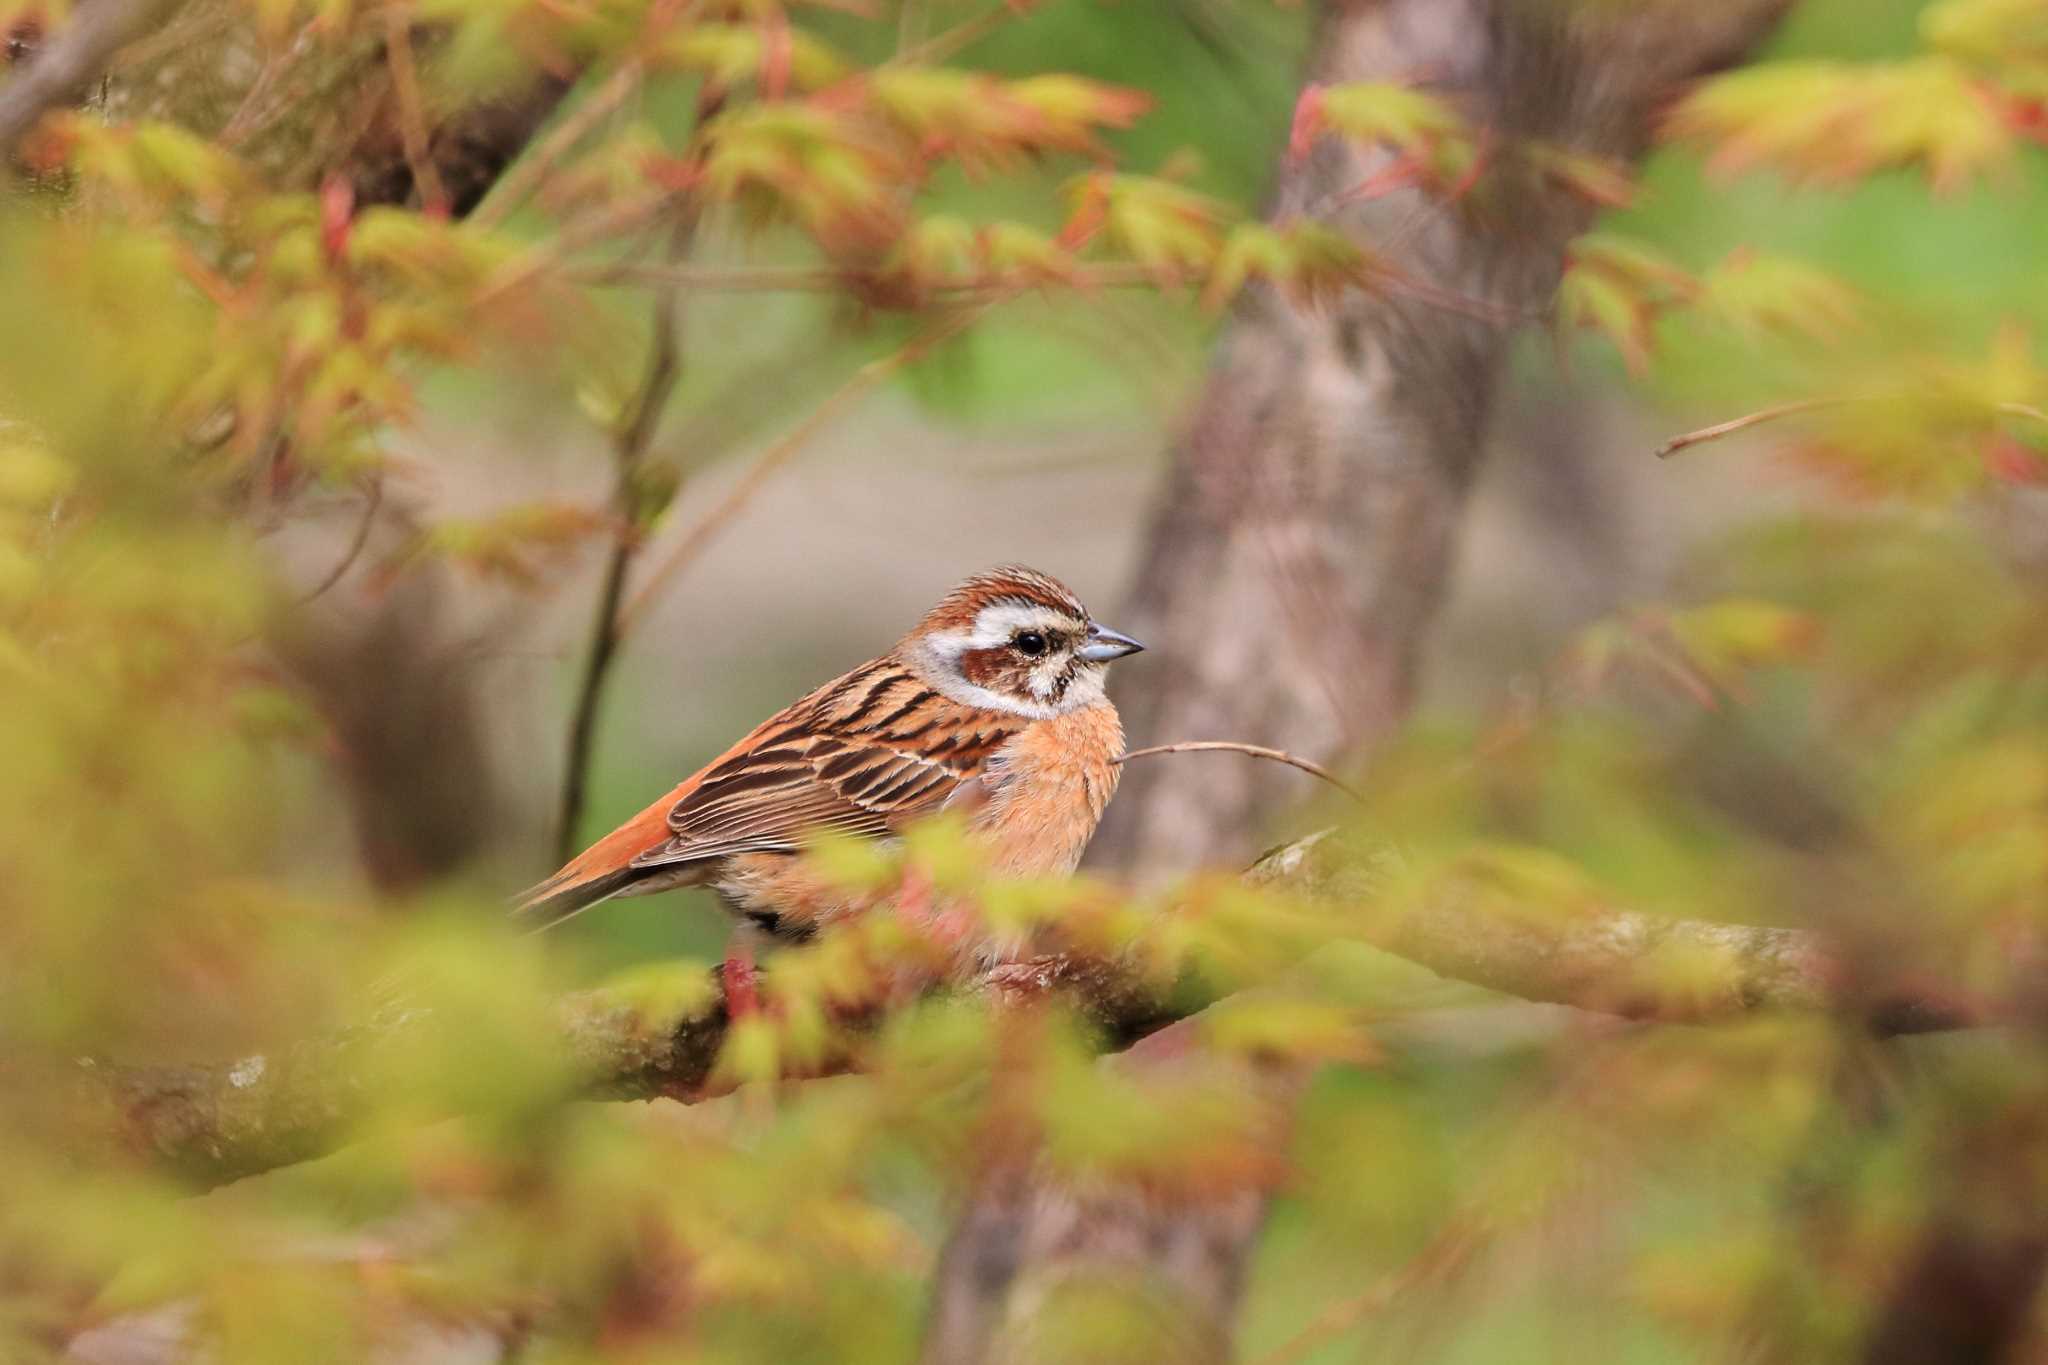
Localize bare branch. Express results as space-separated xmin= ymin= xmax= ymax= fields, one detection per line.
xmin=1115 ymin=740 xmax=1365 ymax=803
xmin=584 ymin=260 xmax=1177 ymax=295
xmin=1655 ymin=397 xmax=2048 ymax=459
xmin=473 ymin=188 xmax=682 ymax=307
xmin=469 ymin=59 xmax=644 ymax=232
xmin=617 ymin=307 xmax=984 ymax=633
xmin=294 ymin=477 xmax=384 ymax=606
xmin=1250 ymin=1219 xmax=1481 ymax=1365
xmin=554 ymin=223 xmax=693 ymax=863
xmin=1654 ymin=397 xmax=1849 ymax=459
xmin=583 ymin=260 xmax=1524 ymax=326
xmin=379 ymin=1 xmax=450 ymax=216
xmin=889 ymin=2 xmax=1017 ymax=68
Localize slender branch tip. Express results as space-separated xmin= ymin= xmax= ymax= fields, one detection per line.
xmin=1114 ymin=741 xmax=1365 ymax=803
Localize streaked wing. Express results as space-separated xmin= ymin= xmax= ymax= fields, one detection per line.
xmin=627 ymin=662 xmax=1016 ymax=871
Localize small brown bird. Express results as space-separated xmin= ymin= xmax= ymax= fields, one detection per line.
xmin=519 ymin=566 xmax=1144 ymax=957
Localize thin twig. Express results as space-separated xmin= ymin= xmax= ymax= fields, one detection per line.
xmin=617 ymin=307 xmax=984 ymax=633
xmin=380 ymin=1 xmax=449 ymax=215
xmin=0 ymin=0 xmax=184 ymax=155
xmin=1252 ymin=1222 xmax=1481 ymax=1365
xmin=583 ymin=258 xmax=1524 ymax=326
xmin=1373 ymin=265 xmax=1528 ymax=326
xmin=218 ymin=26 xmax=307 ymax=148
xmin=887 ymin=2 xmax=1016 ymax=67
xmin=469 ymin=58 xmax=645 ymax=232
xmin=1656 ymin=396 xmax=2048 ymax=460
xmin=895 ymin=0 xmax=928 ymax=56
xmin=99 ymin=0 xmax=236 ymax=76
xmin=296 ymin=478 xmax=384 ymax=606
xmin=583 ymin=260 xmax=1185 ymax=295
xmin=554 ymin=224 xmax=693 ymax=863
xmin=1653 ymin=397 xmax=1846 ymax=459
xmin=1113 ymin=741 xmax=1365 ymax=803
xmin=473 ymin=187 xmax=680 ymax=309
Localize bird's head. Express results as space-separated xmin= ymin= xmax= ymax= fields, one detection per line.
xmin=900 ymin=565 xmax=1145 ymax=718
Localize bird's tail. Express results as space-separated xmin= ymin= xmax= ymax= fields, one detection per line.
xmin=511 ymin=866 xmax=639 ymax=933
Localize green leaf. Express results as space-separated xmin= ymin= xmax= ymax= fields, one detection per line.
xmin=1923 ymin=0 xmax=2048 ymax=97
xmin=1065 ymin=172 xmax=1235 ymax=280
xmin=662 ymin=23 xmax=852 ymax=93
xmin=1667 ymin=57 xmax=2014 ymax=192
xmin=1293 ymin=80 xmax=1474 ymax=184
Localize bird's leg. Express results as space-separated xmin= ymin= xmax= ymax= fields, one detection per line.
xmin=897 ymin=864 xmax=978 ymax=950
xmin=722 ymin=922 xmax=765 ymax=1019
xmin=720 ymin=921 xmax=779 ymax=1130
xmin=895 ymin=864 xmax=934 ymax=929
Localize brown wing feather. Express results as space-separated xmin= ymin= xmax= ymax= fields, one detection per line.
xmin=511 ymin=697 xmax=815 ymax=925
xmin=515 ymin=657 xmax=1016 ymax=926
xmin=631 ymin=668 xmax=1012 ymax=868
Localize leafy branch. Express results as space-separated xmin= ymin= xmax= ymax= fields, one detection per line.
xmin=95 ymin=827 xmax=1986 ymax=1190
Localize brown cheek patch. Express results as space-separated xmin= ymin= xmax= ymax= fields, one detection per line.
xmin=959 ymin=646 xmax=1021 ymax=694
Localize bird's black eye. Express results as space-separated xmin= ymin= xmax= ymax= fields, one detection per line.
xmin=1014 ymin=631 xmax=1047 ymax=657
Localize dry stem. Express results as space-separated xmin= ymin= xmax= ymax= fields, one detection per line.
xmin=469 ymin=59 xmax=645 ymax=232
xmin=616 ymin=307 xmax=985 ymax=633
xmin=553 ymin=227 xmax=692 ymax=863
xmin=1656 ymin=397 xmax=2048 ymax=460
xmin=380 ymin=2 xmax=449 ymax=215
xmin=1115 ymin=740 xmax=1365 ymax=803
xmin=295 ymin=477 xmax=384 ymax=606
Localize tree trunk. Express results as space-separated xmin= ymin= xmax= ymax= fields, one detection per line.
xmin=1095 ymin=0 xmax=1797 ymax=879
xmin=933 ymin=2 xmax=1798 ymax=1357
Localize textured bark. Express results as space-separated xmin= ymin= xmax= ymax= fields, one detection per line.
xmin=91 ymin=972 xmax=741 ymax=1188
xmin=1249 ymin=830 xmax=1982 ymax=1035
xmin=919 ymin=1051 xmax=1300 ymax=1365
xmin=0 ymin=0 xmax=185 ymax=153
xmin=8 ymin=0 xmax=571 ymax=205
xmin=1096 ymin=0 xmax=1800 ymax=879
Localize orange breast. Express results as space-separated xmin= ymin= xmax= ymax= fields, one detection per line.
xmin=974 ymin=702 xmax=1125 ymax=877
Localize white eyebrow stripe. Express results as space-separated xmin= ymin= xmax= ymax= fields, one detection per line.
xmin=967 ymin=603 xmax=1075 ymax=647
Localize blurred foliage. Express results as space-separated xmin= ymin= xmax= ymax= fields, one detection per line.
xmin=5 ymin=0 xmax=2048 ymax=1361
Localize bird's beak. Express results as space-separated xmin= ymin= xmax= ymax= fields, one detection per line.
xmin=1078 ymin=622 xmax=1146 ymax=664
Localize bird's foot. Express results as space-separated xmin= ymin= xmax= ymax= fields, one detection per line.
xmin=722 ymin=938 xmax=760 ymax=1019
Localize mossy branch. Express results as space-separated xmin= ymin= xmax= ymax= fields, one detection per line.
xmin=89 ymin=828 xmax=1988 ymax=1190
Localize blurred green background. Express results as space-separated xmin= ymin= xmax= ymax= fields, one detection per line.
xmin=13 ymin=0 xmax=2047 ymax=1357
